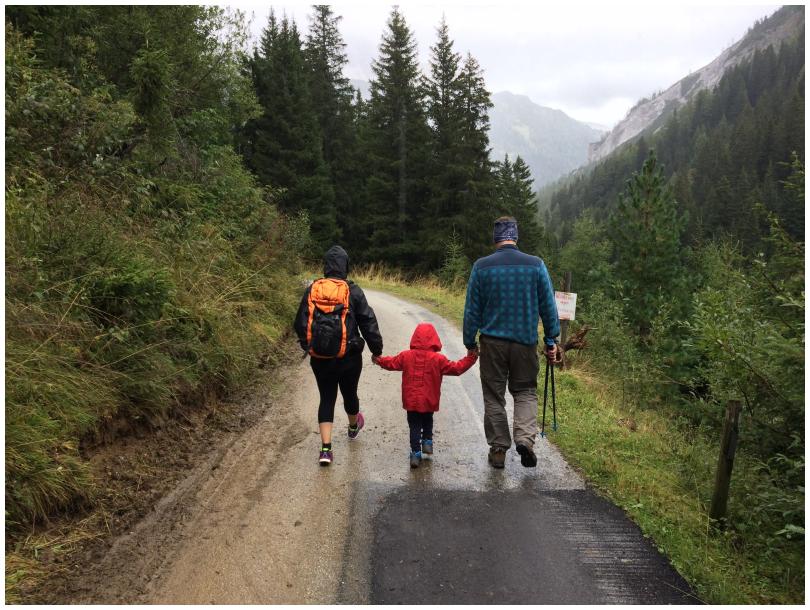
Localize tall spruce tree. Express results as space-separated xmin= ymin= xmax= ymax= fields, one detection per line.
xmin=304 ymin=6 xmax=361 ymax=243
xmin=362 ymin=7 xmax=431 ymax=266
xmin=610 ymin=150 xmax=687 ymax=338
xmin=493 ymin=154 xmax=544 ymax=255
xmin=242 ymin=12 xmax=338 ymax=249
xmin=422 ymin=26 xmax=497 ymax=268
xmin=456 ymin=52 xmax=496 ymax=261
xmin=422 ymin=18 xmax=465 ymax=267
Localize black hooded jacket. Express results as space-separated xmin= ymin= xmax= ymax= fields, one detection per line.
xmin=293 ymin=246 xmax=384 ymax=357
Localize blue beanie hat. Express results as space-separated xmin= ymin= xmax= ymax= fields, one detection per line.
xmin=493 ymin=218 xmax=518 ymax=243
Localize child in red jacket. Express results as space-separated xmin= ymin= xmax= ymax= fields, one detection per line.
xmin=373 ymin=322 xmax=478 ymax=468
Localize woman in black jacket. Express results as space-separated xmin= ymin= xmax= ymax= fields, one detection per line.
xmin=294 ymin=245 xmax=383 ymax=465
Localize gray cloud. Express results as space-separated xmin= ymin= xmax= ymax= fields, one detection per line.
xmin=238 ymin=2 xmax=780 ymax=126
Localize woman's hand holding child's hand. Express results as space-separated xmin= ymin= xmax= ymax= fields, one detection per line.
xmin=371 ymin=354 xmax=381 ymax=365
xmin=467 ymin=348 xmax=479 ymax=361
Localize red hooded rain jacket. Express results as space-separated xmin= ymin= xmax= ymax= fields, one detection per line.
xmin=376 ymin=322 xmax=477 ymax=413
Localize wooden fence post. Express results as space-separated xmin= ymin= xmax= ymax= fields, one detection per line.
xmin=709 ymin=400 xmax=742 ymax=527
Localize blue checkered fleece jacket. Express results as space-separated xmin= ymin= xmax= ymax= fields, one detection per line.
xmin=463 ymin=245 xmax=560 ymax=349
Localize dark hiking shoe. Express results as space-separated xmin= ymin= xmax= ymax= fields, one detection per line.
xmin=488 ymin=447 xmax=506 ymax=469
xmin=318 ymin=448 xmax=333 ymax=466
xmin=421 ymin=439 xmax=433 ymax=455
xmin=410 ymin=450 xmax=422 ymax=468
xmin=516 ymin=443 xmax=537 ymax=467
xmin=348 ymin=412 xmax=365 ymax=440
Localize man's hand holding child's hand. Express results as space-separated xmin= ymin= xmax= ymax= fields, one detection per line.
xmin=371 ymin=354 xmax=381 ymax=365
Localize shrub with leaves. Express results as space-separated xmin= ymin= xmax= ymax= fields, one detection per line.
xmin=5 ymin=13 xmax=305 ymax=532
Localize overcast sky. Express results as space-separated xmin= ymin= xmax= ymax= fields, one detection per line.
xmin=234 ymin=2 xmax=781 ymax=128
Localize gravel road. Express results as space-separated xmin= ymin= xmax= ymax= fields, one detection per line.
xmin=76 ymin=289 xmax=696 ymax=604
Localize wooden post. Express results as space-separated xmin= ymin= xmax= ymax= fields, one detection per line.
xmin=559 ymin=272 xmax=572 ymax=369
xmin=709 ymin=400 xmax=742 ymax=527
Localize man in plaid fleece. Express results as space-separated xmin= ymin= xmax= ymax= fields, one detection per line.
xmin=463 ymin=216 xmax=560 ymax=469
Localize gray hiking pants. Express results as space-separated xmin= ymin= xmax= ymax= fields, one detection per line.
xmin=479 ymin=335 xmax=540 ymax=451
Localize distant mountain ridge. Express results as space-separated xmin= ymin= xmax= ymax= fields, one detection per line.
xmin=489 ymin=91 xmax=605 ymax=188
xmin=350 ymin=80 xmax=604 ymax=188
xmin=588 ymin=6 xmax=804 ymax=162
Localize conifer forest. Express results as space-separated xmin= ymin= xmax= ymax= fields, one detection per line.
xmin=4 ymin=5 xmax=805 ymax=604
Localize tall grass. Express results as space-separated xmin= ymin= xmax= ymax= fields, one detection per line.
xmin=5 ymin=197 xmax=304 ymax=528
xmin=352 ymin=263 xmax=466 ymax=322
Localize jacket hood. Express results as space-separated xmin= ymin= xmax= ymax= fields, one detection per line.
xmin=410 ymin=323 xmax=442 ymax=352
xmin=323 ymin=245 xmax=349 ymax=280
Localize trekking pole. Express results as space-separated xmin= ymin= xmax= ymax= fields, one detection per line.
xmin=540 ymin=358 xmax=550 ymax=438
xmin=550 ymin=354 xmax=558 ymax=432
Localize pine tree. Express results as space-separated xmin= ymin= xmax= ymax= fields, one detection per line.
xmin=456 ymin=52 xmax=496 ymax=261
xmin=362 ymin=7 xmax=431 ymax=266
xmin=242 ymin=13 xmax=338 ymax=249
xmin=610 ymin=150 xmax=687 ymax=338
xmin=493 ymin=154 xmax=544 ymax=255
xmin=421 ymin=18 xmax=466 ymax=267
xmin=420 ymin=37 xmax=497 ymax=266
xmin=510 ymin=157 xmax=544 ymax=254
xmin=558 ymin=210 xmax=614 ymax=296
xmin=425 ymin=18 xmax=462 ymax=151
xmin=303 ymin=5 xmax=360 ymax=247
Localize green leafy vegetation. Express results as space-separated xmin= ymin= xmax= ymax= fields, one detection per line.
xmin=5 ymin=4 xmax=803 ymax=605
xmin=5 ymin=8 xmax=305 ymax=532
xmin=532 ymin=10 xmax=804 ymax=601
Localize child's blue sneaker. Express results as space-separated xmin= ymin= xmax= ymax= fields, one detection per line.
xmin=421 ymin=439 xmax=433 ymax=455
xmin=409 ymin=450 xmax=422 ymax=469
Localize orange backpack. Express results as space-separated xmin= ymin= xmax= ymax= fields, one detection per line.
xmin=306 ymin=278 xmax=351 ymax=358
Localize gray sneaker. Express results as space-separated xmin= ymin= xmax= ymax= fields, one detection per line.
xmin=488 ymin=447 xmax=506 ymax=469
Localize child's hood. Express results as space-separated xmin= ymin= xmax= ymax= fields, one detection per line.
xmin=410 ymin=322 xmax=442 ymax=352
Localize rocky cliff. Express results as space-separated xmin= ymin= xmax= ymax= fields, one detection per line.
xmin=588 ymin=6 xmax=804 ymax=162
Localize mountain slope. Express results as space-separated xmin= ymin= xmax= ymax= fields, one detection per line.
xmin=489 ymin=91 xmax=604 ymax=187
xmin=589 ymin=6 xmax=804 ymax=162
xmin=545 ymin=5 xmax=804 ymax=249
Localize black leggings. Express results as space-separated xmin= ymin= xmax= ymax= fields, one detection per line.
xmin=310 ymin=353 xmax=363 ymax=424
xmin=407 ymin=411 xmax=434 ymax=452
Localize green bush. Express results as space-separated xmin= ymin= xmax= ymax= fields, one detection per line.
xmin=5 ymin=18 xmax=305 ymax=532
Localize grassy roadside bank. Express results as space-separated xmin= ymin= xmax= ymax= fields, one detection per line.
xmin=6 ymin=19 xmax=312 ymax=601
xmin=5 ymin=290 xmax=298 ymax=604
xmin=352 ymin=266 xmax=802 ymax=604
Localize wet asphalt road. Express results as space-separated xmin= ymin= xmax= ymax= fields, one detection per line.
xmin=144 ymin=289 xmax=696 ymax=604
